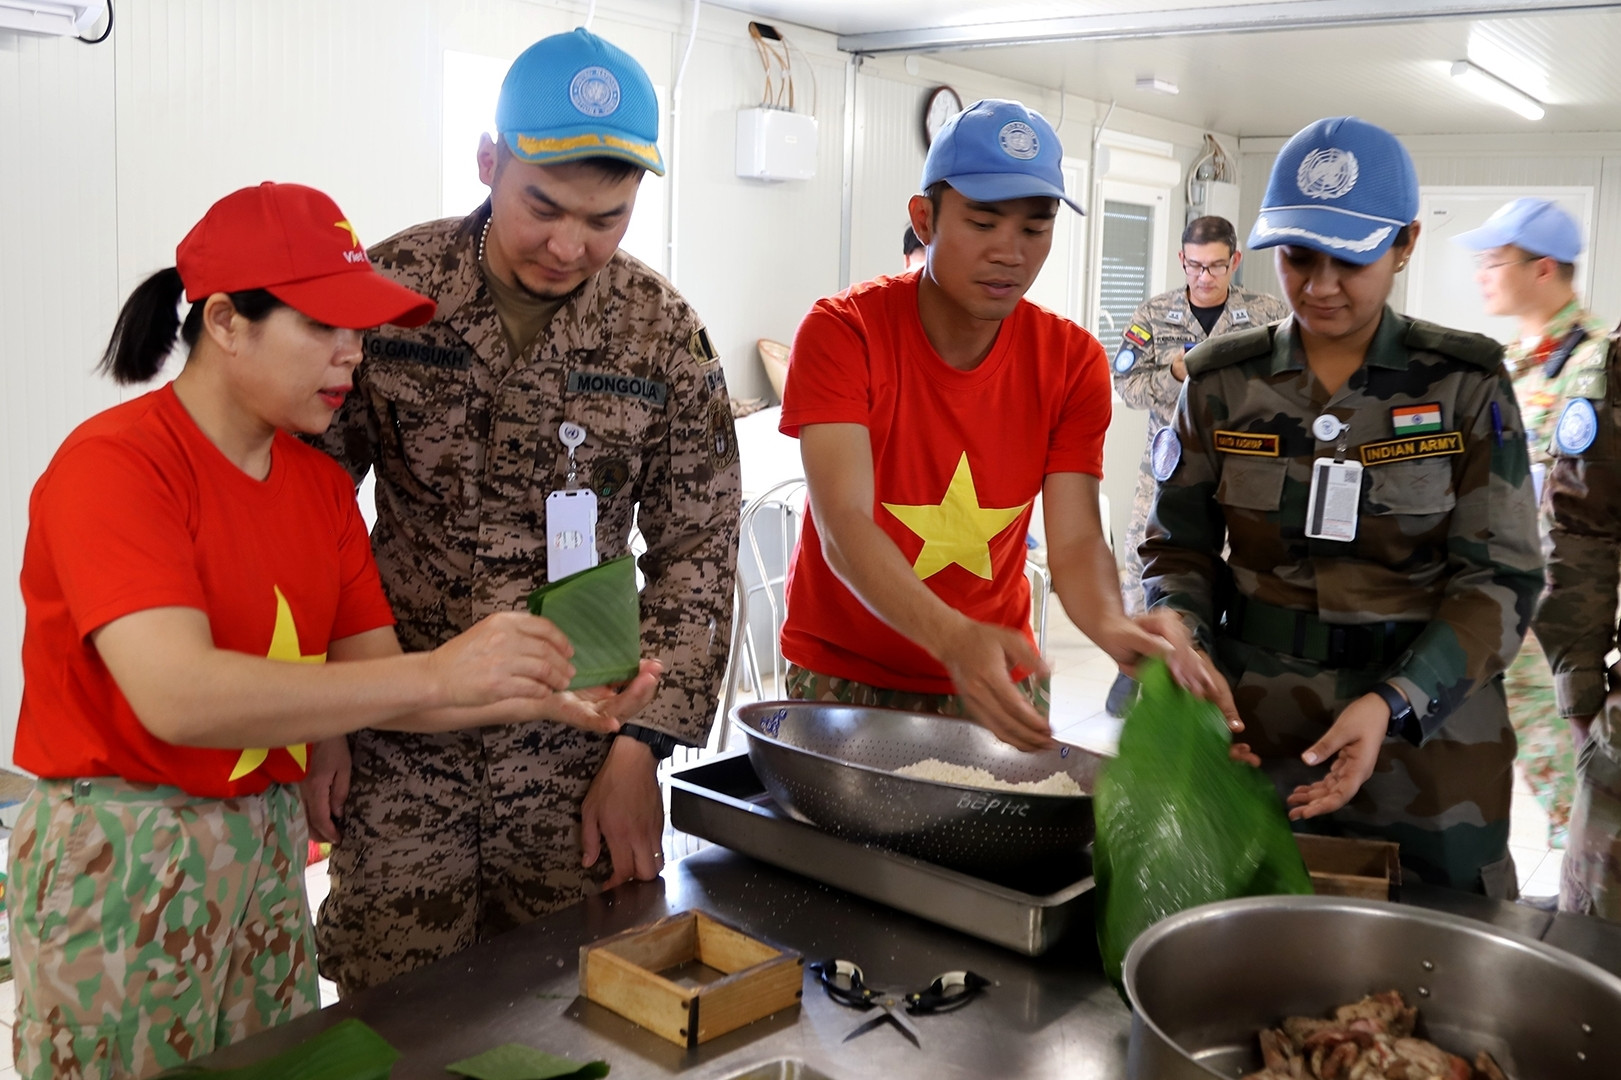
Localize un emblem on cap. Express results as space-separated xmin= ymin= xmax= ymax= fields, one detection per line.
xmin=1297 ymin=147 xmax=1358 ymax=200
xmin=998 ymin=121 xmax=1040 ymax=160
xmin=569 ymin=66 xmax=621 ymax=117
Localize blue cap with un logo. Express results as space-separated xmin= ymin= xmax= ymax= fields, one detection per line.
xmin=1248 ymin=117 xmax=1417 ymax=265
xmin=921 ymin=99 xmax=1083 ymax=215
xmin=1452 ymin=197 xmax=1584 ymax=263
xmin=496 ymin=28 xmax=665 ymax=176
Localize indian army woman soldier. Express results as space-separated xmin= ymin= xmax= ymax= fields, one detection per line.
xmin=1141 ymin=117 xmax=1543 ymax=896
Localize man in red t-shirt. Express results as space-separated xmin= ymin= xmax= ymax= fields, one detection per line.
xmin=780 ymin=99 xmax=1233 ymax=750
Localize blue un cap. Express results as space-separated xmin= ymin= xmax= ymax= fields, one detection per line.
xmin=496 ymin=28 xmax=665 ymax=176
xmin=1249 ymin=117 xmax=1417 ymax=266
xmin=921 ymin=99 xmax=1083 ymax=215
xmin=1453 ymin=197 xmax=1583 ymax=263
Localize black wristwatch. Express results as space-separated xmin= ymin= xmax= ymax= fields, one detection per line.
xmin=1371 ymin=682 xmax=1416 ymax=742
xmin=619 ymin=723 xmax=679 ymax=761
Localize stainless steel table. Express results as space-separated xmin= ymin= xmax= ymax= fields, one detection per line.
xmin=184 ymin=846 xmax=1621 ymax=1079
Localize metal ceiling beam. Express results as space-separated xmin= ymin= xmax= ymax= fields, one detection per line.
xmin=835 ymin=0 xmax=1621 ymax=54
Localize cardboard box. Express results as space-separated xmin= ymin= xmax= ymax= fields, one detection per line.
xmin=1296 ymin=834 xmax=1401 ymax=900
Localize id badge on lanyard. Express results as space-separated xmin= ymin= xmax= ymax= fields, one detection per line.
xmin=545 ymin=422 xmax=600 ymax=581
xmin=1304 ymin=413 xmax=1362 ymax=542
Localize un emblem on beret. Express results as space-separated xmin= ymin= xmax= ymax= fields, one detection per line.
xmin=569 ymin=66 xmax=621 ymax=117
xmin=1296 ymin=147 xmax=1358 ymax=200
xmin=998 ymin=121 xmax=1040 ymax=160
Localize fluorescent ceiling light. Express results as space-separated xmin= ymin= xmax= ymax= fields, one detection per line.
xmin=1449 ymin=60 xmax=1545 ymax=121
xmin=1134 ymin=75 xmax=1179 ymax=95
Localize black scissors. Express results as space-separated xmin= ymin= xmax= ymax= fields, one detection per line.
xmin=809 ymin=959 xmax=993 ymax=1048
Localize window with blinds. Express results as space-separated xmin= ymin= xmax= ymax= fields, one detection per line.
xmin=1097 ymin=199 xmax=1155 ymax=332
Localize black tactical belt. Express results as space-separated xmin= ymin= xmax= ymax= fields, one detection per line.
xmin=1223 ymin=594 xmax=1424 ymax=669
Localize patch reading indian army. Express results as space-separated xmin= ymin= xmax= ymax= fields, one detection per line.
xmin=1150 ymin=427 xmax=1182 ymax=481
xmin=565 ymin=370 xmax=668 ymax=408
xmin=1164 ymin=309 xmax=1184 ymax=323
xmin=593 ymin=458 xmax=631 ymax=498
xmin=1357 ymin=432 xmax=1464 ymax=466
xmin=365 ymin=337 xmax=471 ymax=370
xmin=1305 ymin=458 xmax=1363 ymax=542
xmin=1114 ymin=347 xmax=1137 ymax=373
xmin=1555 ymin=398 xmax=1599 ymax=454
xmin=1214 ymin=430 xmax=1281 ymax=457
xmin=707 ymin=397 xmax=738 ymax=470
xmin=1390 ymin=402 xmax=1443 ymax=436
xmin=688 ymin=326 xmax=720 ymax=365
xmin=1123 ymin=324 xmax=1150 ymax=348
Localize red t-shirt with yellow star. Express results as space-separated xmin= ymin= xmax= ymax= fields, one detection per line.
xmin=778 ymin=272 xmax=1111 ymax=693
xmin=15 ymin=384 xmax=395 ymax=798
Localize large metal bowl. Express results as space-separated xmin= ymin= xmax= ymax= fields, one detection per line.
xmin=730 ymin=700 xmax=1101 ymax=880
xmin=1123 ymin=895 xmax=1621 ymax=1078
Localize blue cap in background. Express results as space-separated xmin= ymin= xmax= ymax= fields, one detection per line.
xmin=496 ymin=28 xmax=665 ymax=176
xmin=921 ymin=99 xmax=1083 ymax=215
xmin=1453 ymin=197 xmax=1583 ymax=263
xmin=1249 ymin=116 xmax=1417 ymax=265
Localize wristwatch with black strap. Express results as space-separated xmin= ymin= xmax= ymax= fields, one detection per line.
xmin=618 ymin=723 xmax=679 ymax=761
xmin=1370 ymin=682 xmax=1417 ymax=744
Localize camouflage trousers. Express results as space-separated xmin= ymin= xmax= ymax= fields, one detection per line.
xmin=316 ymin=723 xmax=614 ymax=997
xmin=7 ymin=778 xmax=316 ymax=1080
xmin=1560 ymin=708 xmax=1621 ymax=921
xmin=1120 ymin=449 xmax=1157 ymax=617
xmin=784 ymin=664 xmax=1051 ymax=718
xmin=1216 ymin=636 xmax=1518 ymax=898
xmin=1504 ymin=634 xmax=1576 ymax=847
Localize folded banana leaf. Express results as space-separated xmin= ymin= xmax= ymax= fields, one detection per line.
xmin=153 ymin=1019 xmax=397 ymax=1080
xmin=526 ymin=556 xmax=641 ymax=690
xmin=445 ymin=1043 xmax=609 ymax=1080
xmin=1093 ymin=656 xmax=1313 ymax=992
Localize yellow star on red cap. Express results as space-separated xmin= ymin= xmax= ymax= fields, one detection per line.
xmin=229 ymin=587 xmax=325 ymax=782
xmin=334 ymin=219 xmax=363 ymax=248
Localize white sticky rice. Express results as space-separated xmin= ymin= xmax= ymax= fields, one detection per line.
xmin=895 ymin=757 xmax=1084 ymax=796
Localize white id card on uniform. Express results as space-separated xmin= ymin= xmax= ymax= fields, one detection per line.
xmin=545 ymin=489 xmax=599 ymax=581
xmin=1304 ymin=458 xmax=1363 ymax=542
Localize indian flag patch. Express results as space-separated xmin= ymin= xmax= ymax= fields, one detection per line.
xmin=1391 ymin=403 xmax=1443 ymax=435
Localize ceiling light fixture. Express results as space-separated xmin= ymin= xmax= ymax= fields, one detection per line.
xmin=1449 ymin=60 xmax=1545 ymax=120
xmin=1134 ymin=75 xmax=1179 ymax=95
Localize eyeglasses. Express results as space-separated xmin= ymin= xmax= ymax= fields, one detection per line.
xmin=1182 ymin=258 xmax=1232 ymax=278
xmin=1473 ymin=254 xmax=1541 ymax=272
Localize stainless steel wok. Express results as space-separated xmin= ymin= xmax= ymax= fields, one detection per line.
xmin=730 ymin=700 xmax=1101 ymax=879
xmin=1123 ymin=895 xmax=1621 ymax=1078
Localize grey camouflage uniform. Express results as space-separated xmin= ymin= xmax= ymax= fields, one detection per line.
xmin=1111 ymin=285 xmax=1290 ymax=614
xmin=1142 ymin=311 xmax=1542 ymax=896
xmin=1530 ymin=318 xmax=1621 ymax=919
xmin=310 ymin=204 xmax=741 ymax=992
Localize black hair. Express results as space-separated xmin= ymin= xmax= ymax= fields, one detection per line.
xmin=1182 ymin=215 xmax=1238 ymax=253
xmin=903 ymin=225 xmax=923 ymax=257
xmin=1393 ymin=224 xmax=1413 ymax=249
xmin=97 ymin=268 xmax=282 ymax=385
xmin=926 ymin=181 xmax=950 ymax=217
xmin=493 ymin=138 xmax=646 ymax=184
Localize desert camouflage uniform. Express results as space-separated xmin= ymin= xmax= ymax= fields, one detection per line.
xmin=8 ymin=779 xmax=315 ymax=1080
xmin=311 ymin=204 xmax=740 ymax=993
xmin=785 ymin=665 xmax=1050 ymax=718
xmin=1530 ymin=317 xmax=1621 ymax=919
xmin=1142 ymin=311 xmax=1542 ymax=896
xmin=1110 ymin=285 xmax=1290 ymax=614
xmin=1502 ymin=299 xmax=1611 ymax=846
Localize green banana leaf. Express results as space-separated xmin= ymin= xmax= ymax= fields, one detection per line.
xmin=1093 ymin=656 xmax=1313 ymax=992
xmin=153 ymin=1019 xmax=398 ymax=1080
xmin=445 ymin=1044 xmax=609 ymax=1080
xmin=526 ymin=556 xmax=641 ymax=690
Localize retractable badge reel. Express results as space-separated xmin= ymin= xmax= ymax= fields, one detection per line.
xmin=1305 ymin=413 xmax=1361 ymax=543
xmin=546 ymin=422 xmax=599 ymax=581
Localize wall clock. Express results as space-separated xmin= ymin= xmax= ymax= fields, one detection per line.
xmin=922 ymin=85 xmax=964 ymax=148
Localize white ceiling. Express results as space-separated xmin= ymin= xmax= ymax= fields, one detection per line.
xmin=714 ymin=1 xmax=1621 ymax=137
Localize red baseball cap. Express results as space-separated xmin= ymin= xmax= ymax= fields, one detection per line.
xmin=175 ymin=182 xmax=435 ymax=329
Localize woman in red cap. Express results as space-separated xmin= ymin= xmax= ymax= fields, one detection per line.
xmin=7 ymin=182 xmax=660 ymax=1079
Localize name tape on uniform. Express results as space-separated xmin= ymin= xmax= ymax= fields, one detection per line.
xmin=366 ymin=337 xmax=472 ymax=370
xmin=565 ymin=370 xmax=668 ymax=408
xmin=1214 ymin=430 xmax=1281 ymax=457
xmin=1357 ymin=432 xmax=1464 ymax=466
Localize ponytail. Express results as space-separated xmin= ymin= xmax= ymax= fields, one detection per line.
xmin=97 ymin=271 xmax=285 ymax=385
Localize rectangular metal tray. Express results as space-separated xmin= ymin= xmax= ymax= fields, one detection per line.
xmin=668 ymin=752 xmax=1094 ymax=956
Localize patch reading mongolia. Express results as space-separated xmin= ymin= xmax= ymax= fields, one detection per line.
xmin=1357 ymin=432 xmax=1464 ymax=466
xmin=1150 ymin=427 xmax=1182 ymax=481
xmin=1390 ymin=402 xmax=1443 ymax=436
xmin=365 ymin=337 xmax=471 ymax=370
xmin=1555 ymin=398 xmax=1599 ymax=454
xmin=569 ymin=66 xmax=621 ymax=117
xmin=1123 ymin=324 xmax=1151 ymax=348
xmin=565 ymin=370 xmax=668 ymax=408
xmin=689 ymin=326 xmax=720 ymax=365
xmin=998 ymin=121 xmax=1039 ymax=160
xmin=1296 ymin=147 xmax=1358 ymax=200
xmin=1114 ymin=347 xmax=1137 ymax=374
xmin=1214 ymin=430 xmax=1281 ymax=457
xmin=707 ymin=397 xmax=738 ymax=470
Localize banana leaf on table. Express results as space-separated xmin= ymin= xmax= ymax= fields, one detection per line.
xmin=526 ymin=556 xmax=641 ymax=691
xmin=153 ymin=1019 xmax=397 ymax=1080
xmin=1093 ymin=657 xmax=1313 ymax=992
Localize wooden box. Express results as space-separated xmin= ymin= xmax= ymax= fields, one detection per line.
xmin=1296 ymin=834 xmax=1401 ymax=900
xmin=579 ymin=910 xmax=803 ymax=1047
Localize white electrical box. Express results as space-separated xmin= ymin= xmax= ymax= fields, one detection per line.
xmin=1204 ymin=180 xmax=1242 ymax=230
xmin=736 ymin=108 xmax=818 ymax=182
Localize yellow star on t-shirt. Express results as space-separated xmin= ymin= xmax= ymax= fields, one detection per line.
xmin=229 ymin=586 xmax=326 ymax=782
xmin=882 ymin=452 xmax=1029 ymax=581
